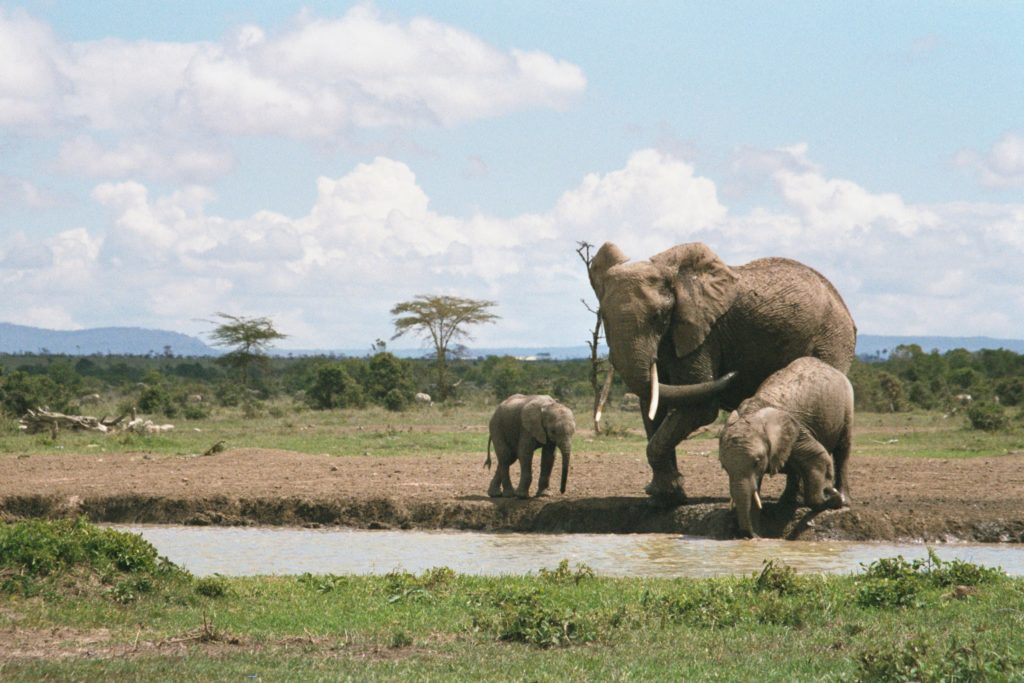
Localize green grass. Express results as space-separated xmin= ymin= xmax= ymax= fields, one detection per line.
xmin=852 ymin=411 xmax=1024 ymax=458
xmin=2 ymin=403 xmax=1023 ymax=460
xmin=1 ymin=520 xmax=1022 ymax=681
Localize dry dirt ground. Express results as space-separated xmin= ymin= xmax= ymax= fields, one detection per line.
xmin=3 ymin=440 xmax=1023 ymax=542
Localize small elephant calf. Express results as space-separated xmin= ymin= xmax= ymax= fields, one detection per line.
xmin=718 ymin=356 xmax=853 ymax=537
xmin=485 ymin=394 xmax=575 ymax=498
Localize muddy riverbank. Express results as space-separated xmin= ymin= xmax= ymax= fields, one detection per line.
xmin=3 ymin=448 xmax=1024 ymax=542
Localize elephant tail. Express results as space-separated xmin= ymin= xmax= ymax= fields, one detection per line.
xmin=485 ymin=435 xmax=492 ymax=470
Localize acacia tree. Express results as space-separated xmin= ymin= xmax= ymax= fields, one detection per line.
xmin=206 ymin=313 xmax=287 ymax=387
xmin=577 ymin=241 xmax=614 ymax=434
xmin=391 ymin=295 xmax=498 ymax=401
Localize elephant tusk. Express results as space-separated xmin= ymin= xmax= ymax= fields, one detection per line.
xmin=753 ymin=490 xmax=763 ymax=510
xmin=648 ymin=363 xmax=660 ymax=420
xmin=594 ymin=408 xmax=602 ymax=424
xmin=729 ymin=498 xmax=736 ymax=511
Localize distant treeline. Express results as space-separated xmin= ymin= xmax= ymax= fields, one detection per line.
xmin=1 ymin=343 xmax=1023 ymax=419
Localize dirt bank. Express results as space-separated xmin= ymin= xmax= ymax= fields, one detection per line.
xmin=2 ymin=447 xmax=1023 ymax=542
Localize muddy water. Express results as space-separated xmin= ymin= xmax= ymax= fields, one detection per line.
xmin=114 ymin=526 xmax=1024 ymax=578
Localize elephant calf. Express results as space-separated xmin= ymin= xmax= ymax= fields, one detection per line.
xmin=485 ymin=394 xmax=575 ymax=498
xmin=718 ymin=357 xmax=853 ymax=537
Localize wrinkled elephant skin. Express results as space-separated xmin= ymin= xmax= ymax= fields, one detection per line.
xmin=719 ymin=357 xmax=854 ymax=537
xmin=589 ymin=242 xmax=856 ymax=506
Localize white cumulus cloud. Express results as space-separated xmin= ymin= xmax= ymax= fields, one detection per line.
xmin=957 ymin=132 xmax=1024 ymax=189
xmin=3 ymin=146 xmax=1024 ymax=346
xmin=0 ymin=6 xmax=585 ymax=182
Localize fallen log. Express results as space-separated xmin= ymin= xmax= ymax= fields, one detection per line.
xmin=19 ymin=408 xmax=128 ymax=435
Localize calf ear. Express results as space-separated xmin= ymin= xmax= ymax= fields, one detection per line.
xmin=522 ymin=398 xmax=550 ymax=444
xmin=757 ymin=407 xmax=801 ymax=475
xmin=651 ymin=243 xmax=739 ymax=358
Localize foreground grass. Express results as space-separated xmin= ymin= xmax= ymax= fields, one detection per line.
xmin=2 ymin=403 xmax=1024 ymax=460
xmin=1 ymin=520 xmax=1023 ymax=681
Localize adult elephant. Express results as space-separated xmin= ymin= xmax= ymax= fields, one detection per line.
xmin=589 ymin=241 xmax=856 ymax=506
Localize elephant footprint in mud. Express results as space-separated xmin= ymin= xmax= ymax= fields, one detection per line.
xmin=718 ymin=357 xmax=853 ymax=537
xmin=485 ymin=394 xmax=575 ymax=498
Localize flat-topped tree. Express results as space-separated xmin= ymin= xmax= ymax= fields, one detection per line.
xmin=391 ymin=295 xmax=498 ymax=402
xmin=206 ymin=313 xmax=286 ymax=387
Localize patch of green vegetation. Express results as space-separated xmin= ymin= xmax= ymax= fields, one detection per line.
xmin=0 ymin=518 xmax=188 ymax=600
xmin=0 ymin=529 xmax=1021 ymax=681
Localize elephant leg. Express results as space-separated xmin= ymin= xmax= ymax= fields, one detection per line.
xmin=643 ymin=405 xmax=717 ymax=505
xmin=488 ymin=442 xmax=516 ymax=498
xmin=536 ymin=443 xmax=556 ymax=497
xmin=798 ymin=444 xmax=841 ymax=511
xmin=778 ymin=469 xmax=800 ymax=506
xmin=831 ymin=426 xmax=852 ymax=506
xmin=514 ymin=438 xmax=536 ymax=499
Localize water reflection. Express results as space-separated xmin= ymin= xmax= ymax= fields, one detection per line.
xmin=112 ymin=526 xmax=1024 ymax=578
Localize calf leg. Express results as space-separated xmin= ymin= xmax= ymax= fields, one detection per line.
xmin=536 ymin=443 xmax=556 ymax=496
xmin=487 ymin=440 xmax=517 ymax=498
xmin=514 ymin=436 xmax=537 ymax=499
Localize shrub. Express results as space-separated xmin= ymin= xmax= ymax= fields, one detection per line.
xmin=383 ymin=567 xmax=456 ymax=603
xmin=995 ymin=377 xmax=1024 ymax=406
xmin=298 ymin=573 xmax=348 ymax=593
xmin=0 ymin=370 xmax=72 ymax=416
xmin=138 ymin=384 xmax=174 ymax=417
xmin=383 ymin=388 xmax=408 ymax=412
xmin=182 ymin=403 xmax=209 ymax=420
xmin=0 ymin=518 xmax=183 ymax=598
xmin=308 ymin=363 xmax=364 ymax=410
xmin=649 ymin=582 xmax=747 ymax=628
xmin=482 ymin=587 xmax=594 ymax=648
xmin=538 ymin=559 xmax=595 ymax=584
xmin=753 ymin=559 xmax=798 ymax=595
xmin=855 ymin=577 xmax=921 ymax=609
xmin=966 ymin=401 xmax=1008 ymax=431
xmin=195 ymin=576 xmax=230 ymax=598
xmin=854 ymin=636 xmax=1023 ymax=682
xmin=364 ymin=353 xmax=415 ymax=407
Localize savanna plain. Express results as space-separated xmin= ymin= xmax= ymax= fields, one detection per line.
xmin=2 ymin=402 xmax=1024 ymax=680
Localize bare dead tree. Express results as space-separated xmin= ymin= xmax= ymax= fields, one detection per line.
xmin=576 ymin=241 xmax=615 ymax=434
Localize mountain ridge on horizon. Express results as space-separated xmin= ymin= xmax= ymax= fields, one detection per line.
xmin=2 ymin=322 xmax=1024 ymax=358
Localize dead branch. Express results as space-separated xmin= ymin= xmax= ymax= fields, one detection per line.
xmin=19 ymin=408 xmax=128 ymax=435
xmin=19 ymin=408 xmax=166 ymax=435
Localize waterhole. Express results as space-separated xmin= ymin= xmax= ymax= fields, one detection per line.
xmin=114 ymin=525 xmax=1024 ymax=577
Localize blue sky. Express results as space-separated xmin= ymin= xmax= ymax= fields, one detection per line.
xmin=1 ymin=2 xmax=1023 ymax=349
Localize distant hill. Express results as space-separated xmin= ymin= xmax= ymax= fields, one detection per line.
xmin=3 ymin=323 xmax=1023 ymax=360
xmin=277 ymin=345 xmax=601 ymax=360
xmin=856 ymin=335 xmax=1024 ymax=358
xmin=0 ymin=323 xmax=216 ymax=356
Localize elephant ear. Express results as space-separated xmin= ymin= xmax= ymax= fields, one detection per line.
xmin=543 ymin=403 xmax=575 ymax=439
xmin=652 ymin=243 xmax=739 ymax=358
xmin=757 ymin=407 xmax=801 ymax=475
xmin=522 ymin=397 xmax=553 ymax=444
xmin=588 ymin=242 xmax=630 ymax=301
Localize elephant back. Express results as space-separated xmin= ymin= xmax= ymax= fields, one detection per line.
xmin=713 ymin=258 xmax=856 ymax=407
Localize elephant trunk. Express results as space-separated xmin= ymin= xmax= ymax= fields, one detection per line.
xmin=559 ymin=446 xmax=570 ymax=494
xmin=659 ymin=371 xmax=738 ymax=407
xmin=615 ymin=353 xmax=737 ymax=421
xmin=730 ymin=475 xmax=762 ymax=538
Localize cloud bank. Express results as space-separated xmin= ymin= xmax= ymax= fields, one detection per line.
xmin=0 ymin=6 xmax=585 ymax=180
xmin=2 ymin=146 xmax=1022 ymax=347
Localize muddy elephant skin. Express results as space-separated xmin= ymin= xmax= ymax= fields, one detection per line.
xmin=719 ymin=357 xmax=854 ymax=537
